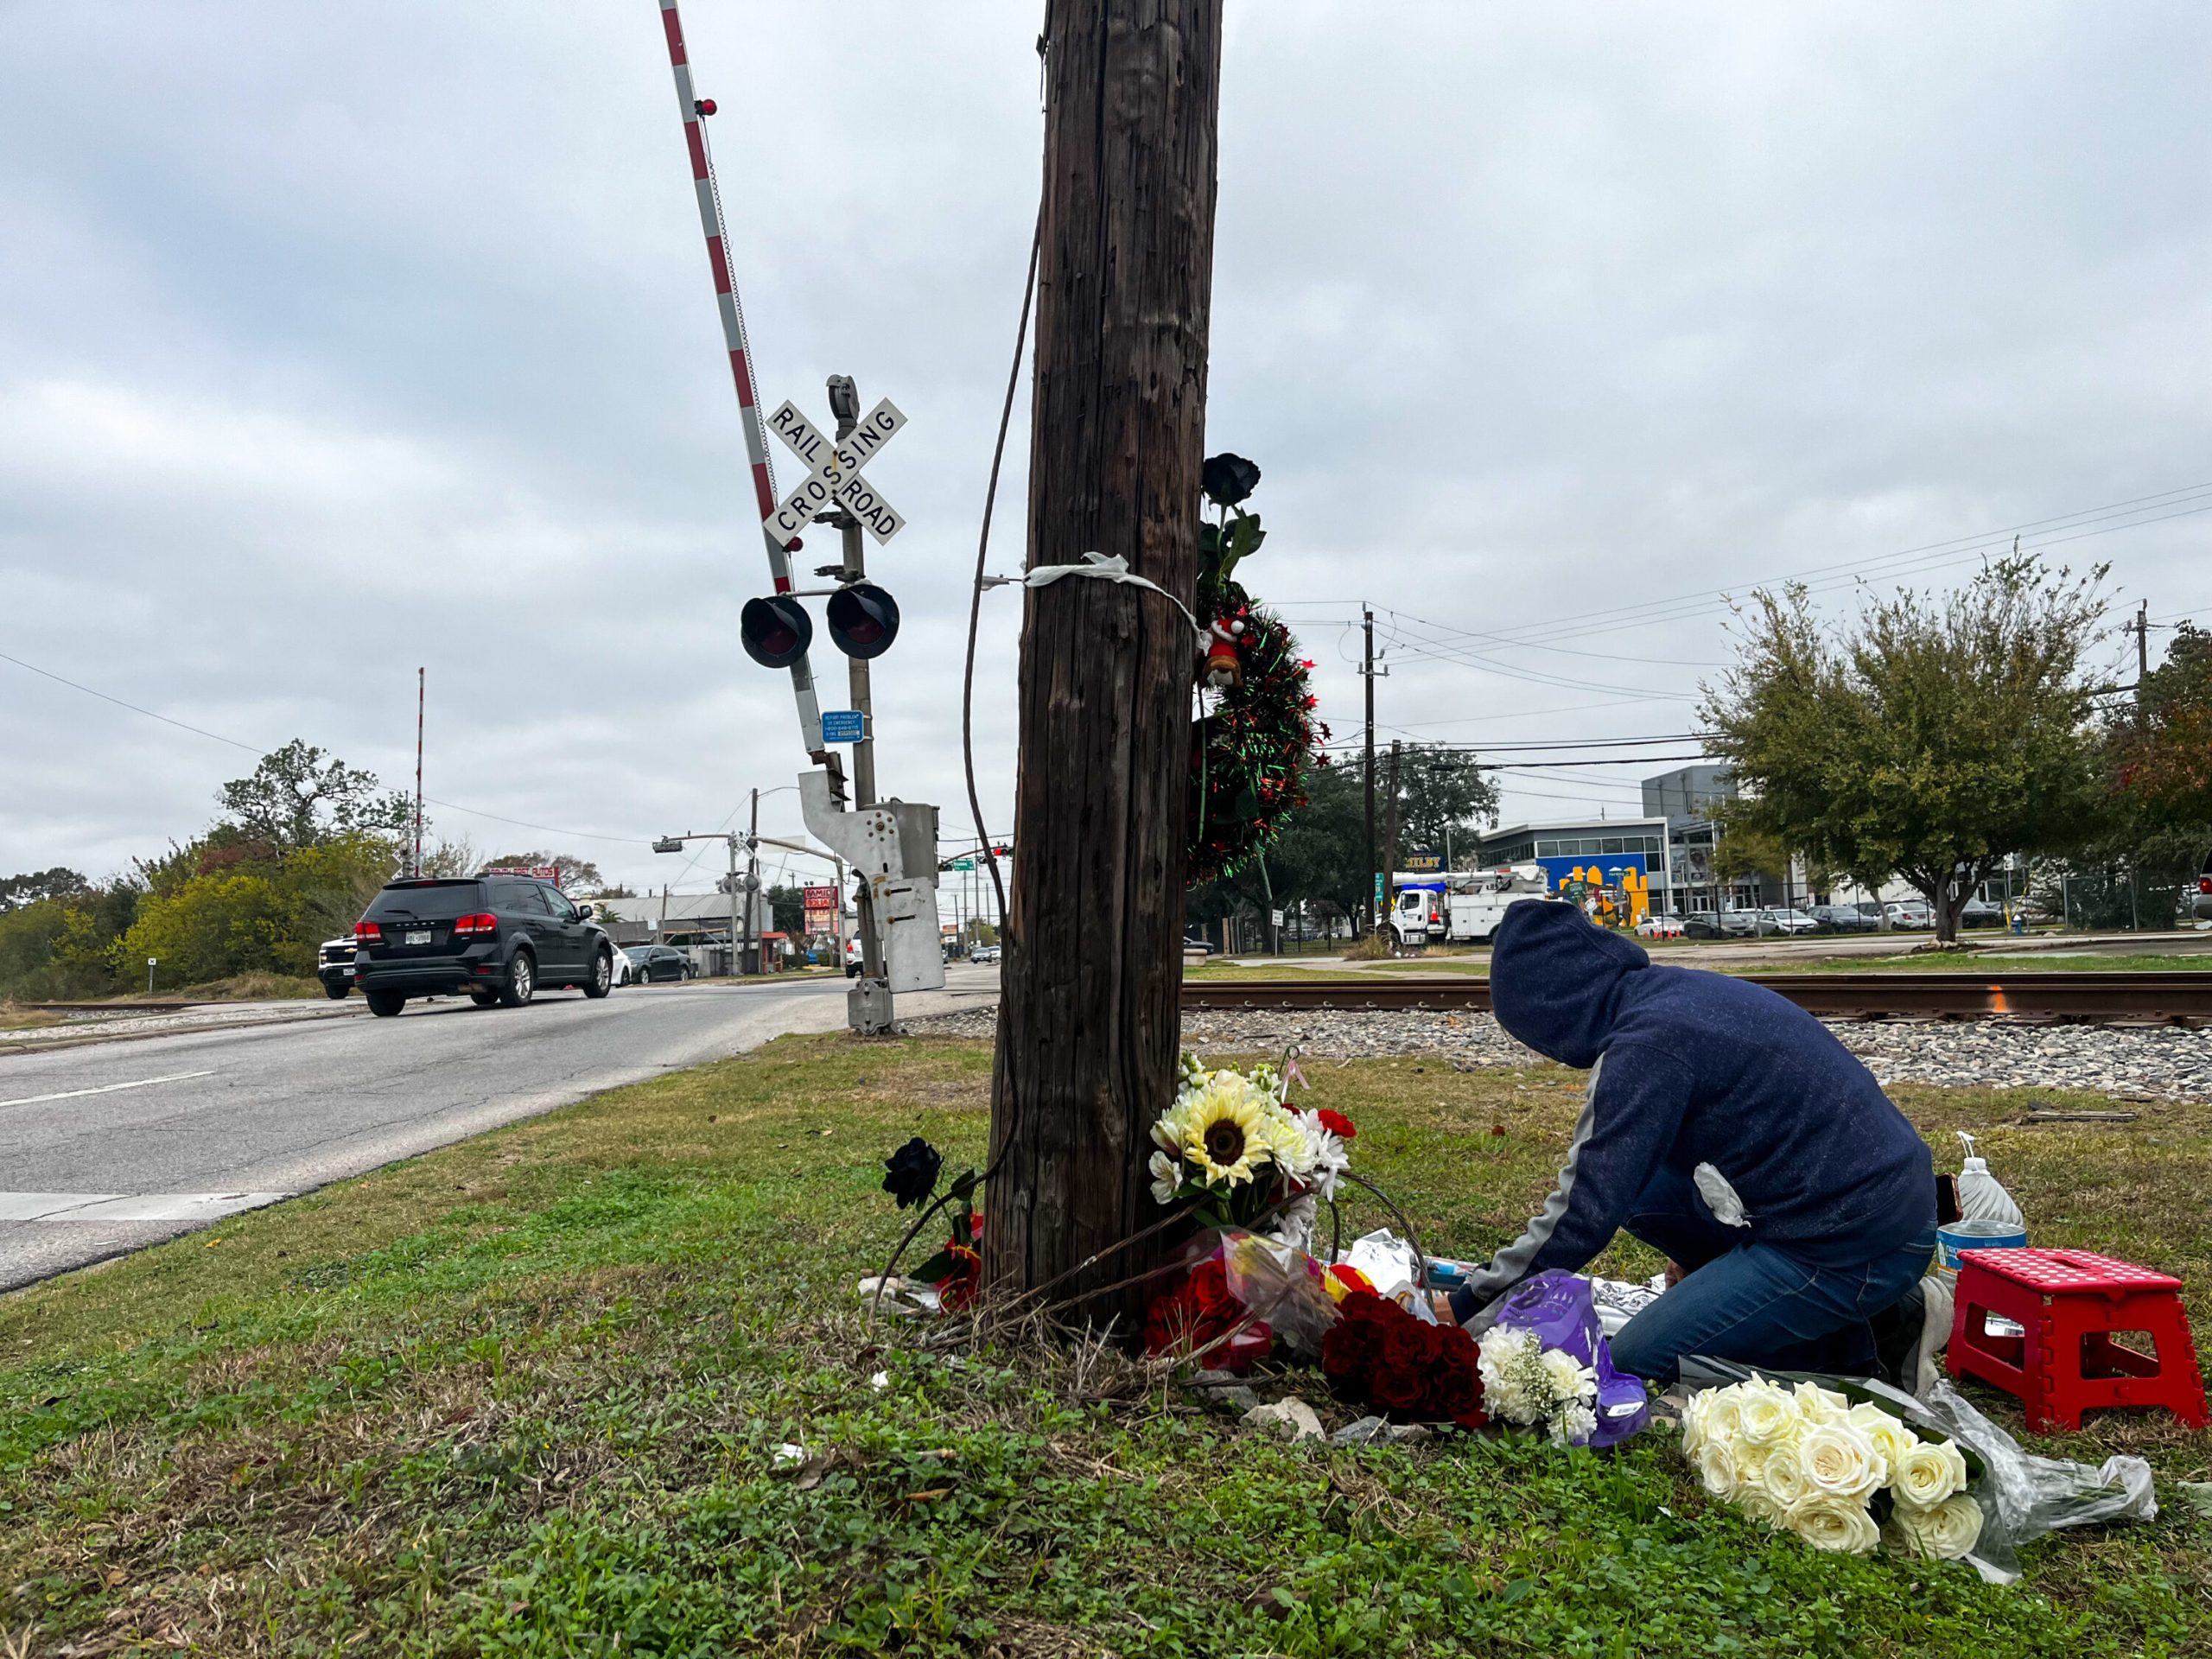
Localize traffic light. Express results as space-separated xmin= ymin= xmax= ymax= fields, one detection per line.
xmin=825 ymin=582 xmax=900 ymax=660
xmin=652 ymin=837 xmax=683 ymax=855
xmin=741 ymin=594 xmax=813 ymax=669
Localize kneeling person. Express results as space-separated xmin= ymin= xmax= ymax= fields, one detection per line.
xmin=1447 ymin=901 xmax=1941 ymax=1387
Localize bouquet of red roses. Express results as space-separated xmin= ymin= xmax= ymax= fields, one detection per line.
xmin=1321 ymin=1290 xmax=1487 ymax=1429
xmin=1144 ymin=1254 xmax=1272 ymax=1373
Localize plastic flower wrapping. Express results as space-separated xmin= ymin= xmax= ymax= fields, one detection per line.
xmin=1148 ymin=1052 xmax=1351 ymax=1252
xmin=1683 ymin=1376 xmax=1982 ymax=1558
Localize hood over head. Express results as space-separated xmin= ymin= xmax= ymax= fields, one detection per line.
xmin=1490 ymin=899 xmax=1650 ymax=1067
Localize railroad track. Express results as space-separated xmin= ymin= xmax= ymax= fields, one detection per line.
xmin=1179 ymin=972 xmax=2212 ymax=1024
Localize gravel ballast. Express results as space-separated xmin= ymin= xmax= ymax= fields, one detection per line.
xmin=903 ymin=1006 xmax=2212 ymax=1103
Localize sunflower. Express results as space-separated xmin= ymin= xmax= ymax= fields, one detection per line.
xmin=1156 ymin=1071 xmax=1298 ymax=1190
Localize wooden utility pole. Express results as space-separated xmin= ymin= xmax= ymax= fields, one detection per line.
xmin=984 ymin=0 xmax=1224 ymax=1332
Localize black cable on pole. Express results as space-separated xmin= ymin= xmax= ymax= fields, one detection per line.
xmin=963 ymin=207 xmax=1040 ymax=932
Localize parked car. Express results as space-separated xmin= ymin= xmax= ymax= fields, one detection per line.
xmin=625 ymin=944 xmax=693 ymax=983
xmin=848 ymin=937 xmax=864 ymax=977
xmin=1959 ymin=896 xmax=2005 ymax=929
xmin=970 ymin=944 xmax=1001 ymax=963
xmin=1182 ymin=935 xmax=1219 ymax=955
xmin=2193 ymin=852 xmax=2212 ymax=923
xmin=1635 ymin=913 xmax=1684 ymax=940
xmin=1883 ymin=899 xmax=1934 ymax=929
xmin=1681 ymin=911 xmax=1724 ymax=939
xmin=351 ymin=874 xmax=615 ymax=1017
xmin=1718 ymin=908 xmax=1760 ymax=938
xmin=1752 ymin=907 xmax=1821 ymax=937
xmin=316 ymin=936 xmax=357 ymax=998
xmin=1805 ymin=904 xmax=1876 ymax=933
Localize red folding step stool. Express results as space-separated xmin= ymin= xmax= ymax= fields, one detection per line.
xmin=1948 ymin=1247 xmax=2208 ymax=1433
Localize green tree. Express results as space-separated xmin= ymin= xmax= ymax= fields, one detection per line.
xmin=218 ymin=741 xmax=410 ymax=853
xmin=1388 ymin=745 xmax=1502 ymax=865
xmin=1700 ymin=556 xmax=2109 ymax=944
xmin=121 ymin=871 xmax=301 ymax=987
xmin=0 ymin=868 xmax=89 ymax=913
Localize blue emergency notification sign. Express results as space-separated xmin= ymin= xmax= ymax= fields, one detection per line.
xmin=821 ymin=709 xmax=868 ymax=743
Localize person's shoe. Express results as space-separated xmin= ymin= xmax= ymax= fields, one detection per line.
xmin=1910 ymin=1273 xmax=1955 ymax=1397
xmin=1871 ymin=1281 xmax=1925 ymax=1389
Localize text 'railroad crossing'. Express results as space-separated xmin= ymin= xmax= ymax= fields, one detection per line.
xmin=766 ymin=397 xmax=906 ymax=548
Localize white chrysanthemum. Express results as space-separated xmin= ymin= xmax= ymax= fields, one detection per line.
xmin=1288 ymin=1108 xmax=1351 ymax=1199
xmin=1147 ymin=1149 xmax=1181 ymax=1206
xmin=1892 ymin=1439 xmax=1971 ymax=1510
xmin=1845 ymin=1402 xmax=1918 ymax=1488
xmin=1799 ymin=1420 xmax=1885 ymax=1502
xmin=1757 ymin=1441 xmax=1815 ymax=1508
xmin=1734 ymin=1379 xmax=1802 ymax=1449
xmin=1791 ymin=1381 xmax=1852 ymax=1426
xmin=1784 ymin=1493 xmax=1881 ymax=1554
xmin=1550 ymin=1400 xmax=1598 ymax=1447
xmin=1266 ymin=1191 xmax=1319 ymax=1251
xmin=1886 ymin=1493 xmax=1985 ymax=1560
xmin=1538 ymin=1346 xmax=1598 ymax=1404
xmin=1477 ymin=1328 xmax=1544 ymax=1425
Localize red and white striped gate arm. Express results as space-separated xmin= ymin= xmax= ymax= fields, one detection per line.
xmin=655 ymin=0 xmax=827 ymax=755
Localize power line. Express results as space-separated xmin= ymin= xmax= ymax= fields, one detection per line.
xmin=2 ymin=644 xmax=651 ymax=849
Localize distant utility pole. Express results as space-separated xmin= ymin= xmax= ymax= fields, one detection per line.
xmin=743 ymin=786 xmax=760 ymax=974
xmin=414 ymin=667 xmax=425 ymax=879
xmin=1362 ymin=607 xmax=1378 ymax=937
xmin=985 ymin=0 xmax=1224 ymax=1328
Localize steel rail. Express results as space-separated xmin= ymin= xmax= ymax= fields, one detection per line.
xmin=1179 ymin=972 xmax=2212 ymax=1024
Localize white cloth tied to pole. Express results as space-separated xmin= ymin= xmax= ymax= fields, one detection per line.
xmin=987 ymin=551 xmax=1205 ymax=639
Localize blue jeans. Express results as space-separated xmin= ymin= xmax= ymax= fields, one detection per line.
xmin=1609 ymin=1172 xmax=1936 ymax=1385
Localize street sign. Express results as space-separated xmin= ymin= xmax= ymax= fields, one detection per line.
xmin=951 ymin=858 xmax=975 ymax=872
xmin=1373 ymin=873 xmax=1386 ymax=907
xmin=1271 ymin=909 xmax=1284 ymax=927
xmin=821 ymin=709 xmax=868 ymax=743
xmin=765 ymin=396 xmax=907 ymax=549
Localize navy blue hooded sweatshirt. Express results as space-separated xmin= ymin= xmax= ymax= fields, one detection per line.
xmin=1449 ymin=900 xmax=1934 ymax=1323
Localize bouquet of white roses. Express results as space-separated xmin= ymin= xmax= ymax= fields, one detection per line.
xmin=1682 ymin=1376 xmax=1984 ymax=1559
xmin=1147 ymin=1052 xmax=1352 ymax=1251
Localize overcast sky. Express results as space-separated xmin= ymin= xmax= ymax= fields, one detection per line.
xmin=4 ymin=2 xmax=2208 ymax=894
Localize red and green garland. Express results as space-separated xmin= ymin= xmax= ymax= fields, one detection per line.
xmin=1186 ymin=454 xmax=1328 ymax=887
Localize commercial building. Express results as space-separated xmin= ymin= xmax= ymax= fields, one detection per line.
xmin=1472 ymin=816 xmax=1675 ymax=912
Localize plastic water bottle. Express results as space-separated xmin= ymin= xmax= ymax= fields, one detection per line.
xmin=1955 ymin=1131 xmax=2024 ymax=1229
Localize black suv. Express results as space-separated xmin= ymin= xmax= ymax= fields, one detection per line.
xmin=352 ymin=876 xmax=615 ymax=1017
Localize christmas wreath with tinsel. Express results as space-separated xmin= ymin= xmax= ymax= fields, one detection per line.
xmin=1187 ymin=453 xmax=1328 ymax=887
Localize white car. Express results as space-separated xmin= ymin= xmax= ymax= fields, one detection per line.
xmin=1635 ymin=914 xmax=1684 ymax=940
xmin=1884 ymin=900 xmax=1934 ymax=929
xmin=1754 ymin=907 xmax=1821 ymax=937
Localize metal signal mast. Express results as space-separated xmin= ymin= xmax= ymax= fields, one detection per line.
xmin=652 ymin=0 xmax=834 ymax=773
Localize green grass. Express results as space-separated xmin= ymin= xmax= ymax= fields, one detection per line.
xmin=3 ymin=1038 xmax=2207 ymax=1656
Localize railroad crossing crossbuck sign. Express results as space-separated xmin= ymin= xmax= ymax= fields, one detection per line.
xmin=766 ymin=397 xmax=906 ymax=549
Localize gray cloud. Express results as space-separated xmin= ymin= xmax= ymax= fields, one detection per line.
xmin=4 ymin=2 xmax=2208 ymax=886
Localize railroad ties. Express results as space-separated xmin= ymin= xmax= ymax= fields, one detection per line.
xmin=1179 ymin=973 xmax=2212 ymax=1026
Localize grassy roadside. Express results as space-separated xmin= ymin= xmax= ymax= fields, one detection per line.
xmin=3 ymin=1036 xmax=2207 ymax=1656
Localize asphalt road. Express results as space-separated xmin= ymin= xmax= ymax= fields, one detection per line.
xmin=0 ymin=969 xmax=997 ymax=1294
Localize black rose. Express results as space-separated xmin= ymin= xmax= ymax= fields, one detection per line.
xmin=881 ymin=1136 xmax=942 ymax=1210
xmin=1201 ymin=452 xmax=1261 ymax=508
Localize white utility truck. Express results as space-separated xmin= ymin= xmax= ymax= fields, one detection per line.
xmin=1389 ymin=865 xmax=1554 ymax=947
